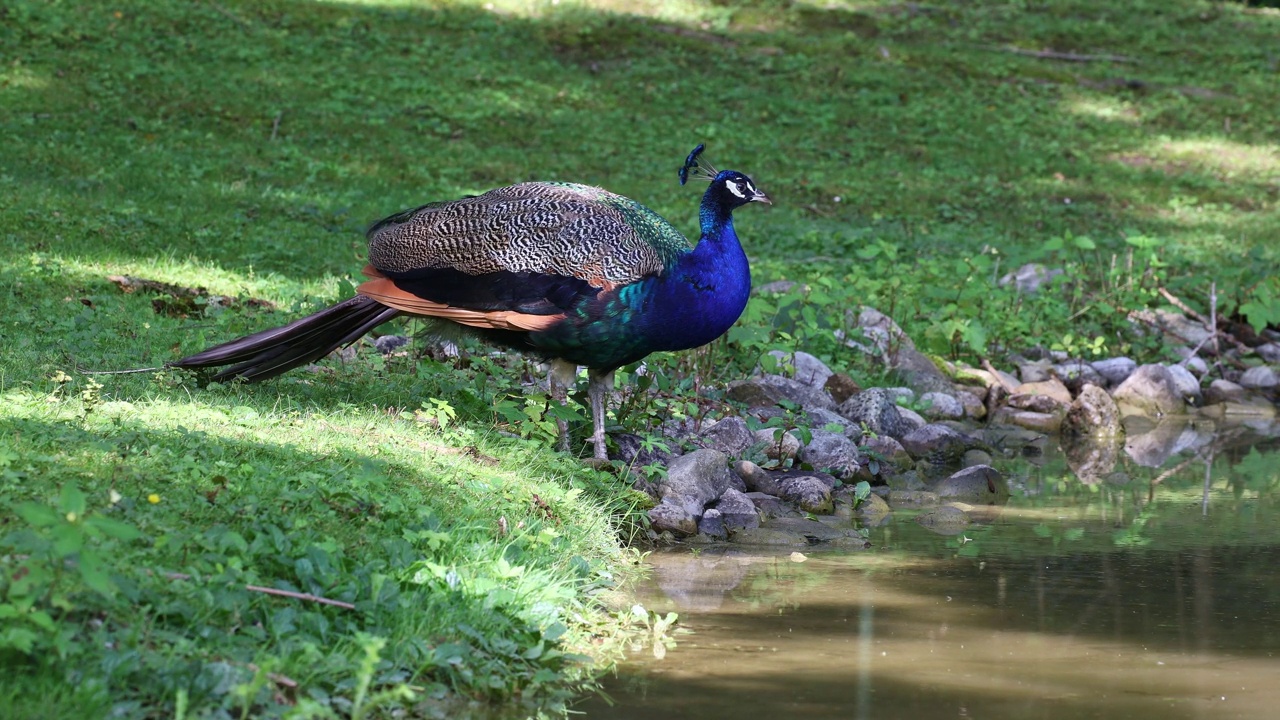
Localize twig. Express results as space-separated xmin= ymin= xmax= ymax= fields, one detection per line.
xmin=990 ymin=46 xmax=1138 ymax=64
xmin=245 ymin=585 xmax=357 ymax=610
xmin=1157 ymin=286 xmax=1208 ymax=325
xmin=270 ymin=110 xmax=283 ymax=142
xmin=1210 ymin=281 xmax=1220 ymax=373
xmin=980 ymin=358 xmax=1019 ymax=393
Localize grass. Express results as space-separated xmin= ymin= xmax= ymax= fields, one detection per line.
xmin=2 ymin=0 xmax=1278 ymax=717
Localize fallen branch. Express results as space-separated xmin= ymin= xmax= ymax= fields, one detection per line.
xmin=990 ymin=46 xmax=1138 ymax=64
xmin=980 ymin=358 xmax=1019 ymax=394
xmin=245 ymin=585 xmax=357 ymax=610
xmin=1157 ymin=286 xmax=1208 ymax=325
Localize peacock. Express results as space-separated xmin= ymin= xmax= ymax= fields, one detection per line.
xmin=170 ymin=145 xmax=769 ymax=460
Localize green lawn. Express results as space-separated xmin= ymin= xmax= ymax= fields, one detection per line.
xmin=2 ymin=0 xmax=1277 ymax=717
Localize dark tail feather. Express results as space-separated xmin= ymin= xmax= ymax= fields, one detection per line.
xmin=170 ymin=296 xmax=402 ymax=382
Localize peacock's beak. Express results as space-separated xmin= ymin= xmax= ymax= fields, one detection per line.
xmin=752 ymin=189 xmax=772 ymax=205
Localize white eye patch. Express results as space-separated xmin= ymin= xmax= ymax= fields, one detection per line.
xmin=725 ymin=180 xmax=750 ymax=199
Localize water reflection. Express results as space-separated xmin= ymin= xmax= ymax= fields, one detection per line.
xmin=580 ymin=433 xmax=1280 ymax=720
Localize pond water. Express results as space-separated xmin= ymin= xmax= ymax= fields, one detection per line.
xmin=577 ymin=428 xmax=1280 ymax=720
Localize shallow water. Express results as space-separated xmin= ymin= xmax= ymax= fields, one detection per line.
xmin=578 ymin=432 xmax=1280 ymax=720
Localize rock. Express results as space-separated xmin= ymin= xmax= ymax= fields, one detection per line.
xmin=887 ymin=490 xmax=940 ymax=507
xmin=915 ymin=505 xmax=972 ymax=535
xmin=900 ymin=424 xmax=983 ymax=465
xmin=1053 ymin=359 xmax=1105 ymax=388
xmin=734 ymin=460 xmax=779 ymax=495
xmin=1199 ymin=400 xmax=1277 ymax=419
xmin=695 ymin=417 xmax=754 ymax=457
xmin=766 ymin=350 xmax=834 ymax=389
xmin=763 ymin=517 xmax=850 ymax=542
xmin=991 ymin=409 xmax=1063 ymax=433
xmin=933 ymin=465 xmax=1008 ymax=503
xmin=611 ymin=432 xmax=680 ymax=468
xmin=777 ymin=476 xmax=834 ymax=514
xmin=1164 ymin=363 xmax=1202 ymax=404
xmin=1019 ymin=362 xmax=1052 ymax=384
xmin=1258 ymin=343 xmax=1280 ymax=364
xmin=1182 ymin=355 xmax=1209 ymax=377
xmin=1111 ymin=364 xmax=1187 ymax=418
xmin=744 ymin=492 xmax=789 ymax=518
xmin=962 ymin=449 xmax=994 ymax=467
xmin=919 ymin=391 xmax=965 ymax=420
xmin=374 ymin=335 xmax=409 ymax=354
xmin=1204 ymin=379 xmax=1249 ymax=405
xmin=1129 ymin=308 xmax=1213 ymax=348
xmin=799 ymin=430 xmax=862 ymax=479
xmin=1006 ymin=392 xmax=1069 ymax=414
xmin=1239 ymin=365 xmax=1279 ymax=391
xmin=713 ymin=488 xmax=760 ymax=531
xmin=806 ymin=408 xmax=860 ymax=438
xmin=894 ymin=346 xmax=953 ymax=395
xmin=728 ymin=374 xmax=836 ymax=412
xmin=844 ymin=306 xmax=913 ymax=360
xmin=860 ymin=435 xmax=912 ymax=468
xmin=955 ymin=389 xmax=987 ymax=420
xmin=660 ymin=449 xmax=732 ymax=519
xmin=998 ymin=263 xmax=1064 ymax=293
xmin=728 ymin=527 xmax=810 ymax=547
xmin=752 ymin=428 xmax=802 ymax=461
xmin=697 ymin=509 xmax=727 ymax=539
xmin=855 ymin=492 xmax=891 ymax=525
xmin=823 ymin=373 xmax=861 ymax=404
xmin=649 ymin=499 xmax=698 ymax=536
xmin=1063 ymin=384 xmax=1123 ymax=438
xmin=1090 ymin=357 xmax=1137 ymax=387
xmin=895 ymin=406 xmax=927 ymax=432
xmin=838 ymin=388 xmax=909 ymax=439
xmin=1011 ymin=378 xmax=1073 ymax=405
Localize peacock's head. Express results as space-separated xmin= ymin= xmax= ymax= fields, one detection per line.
xmin=679 ymin=144 xmax=771 ymax=209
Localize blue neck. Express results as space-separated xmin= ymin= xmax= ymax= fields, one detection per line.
xmin=642 ymin=194 xmax=751 ymax=351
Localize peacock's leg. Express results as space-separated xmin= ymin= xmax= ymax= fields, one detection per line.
xmin=548 ymin=360 xmax=577 ymax=453
xmin=586 ymin=368 xmax=615 ymax=462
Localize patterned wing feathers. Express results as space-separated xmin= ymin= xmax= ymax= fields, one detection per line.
xmin=366 ymin=183 xmax=684 ymax=290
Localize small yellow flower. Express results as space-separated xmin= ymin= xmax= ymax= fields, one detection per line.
xmin=66 ymin=512 xmax=78 ymax=522
xmin=147 ymin=494 xmax=161 ymax=505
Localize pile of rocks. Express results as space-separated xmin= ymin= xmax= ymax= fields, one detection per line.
xmin=623 ymin=302 xmax=1280 ymax=547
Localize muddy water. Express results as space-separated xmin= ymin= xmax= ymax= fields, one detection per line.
xmin=579 ymin=436 xmax=1280 ymax=720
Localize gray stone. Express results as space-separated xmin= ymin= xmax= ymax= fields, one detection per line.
xmin=733 ymin=460 xmax=780 ymax=495
xmin=844 ymin=306 xmax=913 ymax=359
xmin=744 ymin=492 xmax=789 ymax=518
xmin=920 ymin=391 xmax=965 ymax=420
xmin=777 ymin=476 xmax=834 ymax=514
xmin=611 ymin=433 xmax=680 ymax=469
xmin=895 ymin=406 xmax=927 ymax=432
xmin=696 ymin=509 xmax=727 ymax=539
xmin=1064 ymin=384 xmax=1123 ymax=438
xmin=1239 ymin=365 xmax=1279 ymax=390
xmin=955 ymin=389 xmax=988 ymax=420
xmin=1112 ymin=364 xmax=1187 ymax=418
xmin=1019 ymin=362 xmax=1052 ymax=384
xmin=900 ymin=424 xmax=982 ymax=465
xmin=838 ymin=388 xmax=909 ymax=439
xmin=799 ymin=430 xmax=862 ymax=479
xmin=915 ymin=505 xmax=972 ymax=535
xmin=660 ymin=449 xmax=732 ymax=519
xmin=728 ymin=374 xmax=836 ymax=412
xmin=695 ymin=416 xmax=754 ymax=457
xmin=806 ymin=407 xmax=859 ymax=438
xmin=823 ymin=373 xmax=862 ymax=404
xmin=1062 ymin=435 xmax=1121 ymax=485
xmin=962 ymin=449 xmax=994 ymax=468
xmin=1006 ymin=389 xmax=1069 ymax=414
xmin=855 ymin=492 xmax=891 ymax=525
xmin=766 ymin=350 xmax=834 ymax=389
xmin=1053 ymin=359 xmax=1105 ymax=387
xmin=1122 ymin=417 xmax=1191 ymax=468
xmin=1164 ymin=363 xmax=1202 ymax=403
xmin=1129 ymin=309 xmax=1213 ymax=347
xmin=1258 ymin=343 xmax=1280 ymax=364
xmin=1204 ymin=379 xmax=1249 ymax=405
xmin=713 ymin=488 xmax=760 ymax=531
xmin=1182 ymin=355 xmax=1209 ymax=377
xmin=763 ymin=517 xmax=850 ymax=542
xmin=374 ymin=335 xmax=409 ymax=354
xmin=860 ymin=435 xmax=912 ymax=468
xmin=648 ymin=498 xmax=697 ymax=536
xmin=752 ymin=428 xmax=802 ymax=461
xmin=1091 ymin=357 xmax=1137 ymax=387
xmin=992 ymin=409 xmax=1063 ymax=433
xmin=894 ymin=346 xmax=953 ymax=395
xmin=933 ymin=465 xmax=1008 ymax=503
